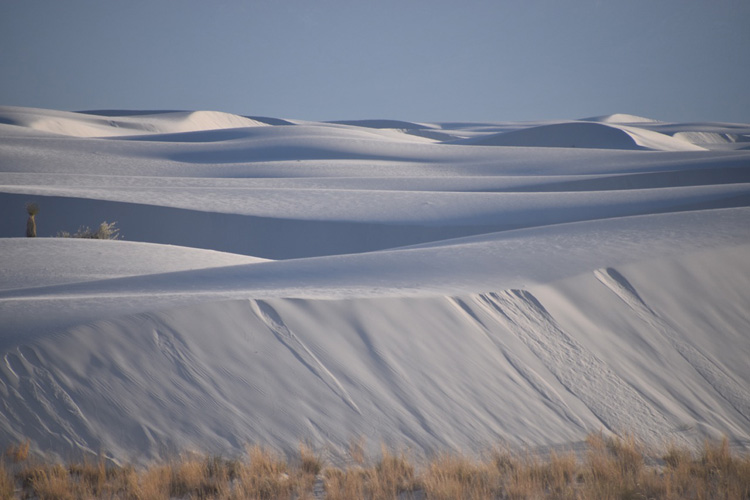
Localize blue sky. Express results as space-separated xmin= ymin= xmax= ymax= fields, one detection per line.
xmin=1 ymin=0 xmax=748 ymax=123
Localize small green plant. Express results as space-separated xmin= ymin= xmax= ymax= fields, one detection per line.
xmin=57 ymin=221 xmax=121 ymax=240
xmin=25 ymin=202 xmax=39 ymax=237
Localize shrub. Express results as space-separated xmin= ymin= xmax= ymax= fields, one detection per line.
xmin=57 ymin=221 xmax=121 ymax=240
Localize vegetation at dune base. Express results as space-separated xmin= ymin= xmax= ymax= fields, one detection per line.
xmin=2 ymin=434 xmax=749 ymax=499
xmin=23 ymin=201 xmax=123 ymax=240
xmin=56 ymin=220 xmax=122 ymax=240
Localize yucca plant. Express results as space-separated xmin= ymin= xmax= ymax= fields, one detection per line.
xmin=25 ymin=202 xmax=39 ymax=237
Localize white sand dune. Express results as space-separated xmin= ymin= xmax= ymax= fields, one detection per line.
xmin=0 ymin=106 xmax=268 ymax=138
xmin=672 ymin=131 xmax=750 ymax=150
xmin=585 ymin=115 xmax=750 ymax=151
xmin=583 ymin=113 xmax=662 ymax=124
xmin=456 ymin=121 xmax=706 ymax=151
xmin=328 ymin=119 xmax=437 ymax=130
xmin=1 ymin=106 xmax=749 ymax=464
xmin=0 ymin=238 xmax=266 ymax=292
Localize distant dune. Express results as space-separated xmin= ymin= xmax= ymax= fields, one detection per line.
xmin=0 ymin=106 xmax=267 ymax=138
xmin=453 ymin=121 xmax=706 ymax=151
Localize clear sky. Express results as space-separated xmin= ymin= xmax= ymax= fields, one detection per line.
xmin=1 ymin=0 xmax=749 ymax=123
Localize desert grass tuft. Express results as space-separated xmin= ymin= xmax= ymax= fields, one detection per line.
xmin=168 ymin=455 xmax=223 ymax=498
xmin=233 ymin=445 xmax=294 ymax=499
xmin=298 ymin=442 xmax=322 ymax=476
xmin=5 ymin=440 xmax=29 ymax=464
xmin=697 ymin=436 xmax=750 ymax=499
xmin=0 ymin=462 xmax=14 ymax=499
xmin=324 ymin=444 xmax=417 ymax=500
xmin=375 ymin=445 xmax=417 ymax=496
xmin=583 ymin=431 xmax=645 ymax=498
xmin=533 ymin=450 xmax=579 ymax=498
xmin=67 ymin=456 xmax=108 ymax=496
xmin=348 ymin=434 xmax=367 ymax=466
xmin=422 ymin=452 xmax=498 ymax=500
xmin=26 ymin=463 xmax=76 ymax=500
xmin=323 ymin=467 xmax=371 ymax=500
xmin=137 ymin=463 xmax=171 ymax=499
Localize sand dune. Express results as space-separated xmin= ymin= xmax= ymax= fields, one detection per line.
xmin=328 ymin=119 xmax=436 ymax=130
xmin=583 ymin=113 xmax=662 ymax=124
xmin=1 ymin=106 xmax=749 ymax=463
xmin=0 ymin=106 xmax=267 ymax=138
xmin=457 ymin=121 xmax=706 ymax=151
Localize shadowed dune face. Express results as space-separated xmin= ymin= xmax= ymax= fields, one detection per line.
xmin=1 ymin=106 xmax=750 ymax=464
xmin=461 ymin=121 xmax=648 ymax=149
xmin=455 ymin=121 xmax=707 ymax=151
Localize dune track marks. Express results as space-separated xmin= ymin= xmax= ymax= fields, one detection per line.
xmin=450 ymin=298 xmax=586 ymax=431
xmin=351 ymin=322 xmax=438 ymax=441
xmin=151 ymin=327 xmax=232 ymax=411
xmin=595 ymin=267 xmax=750 ymax=424
xmin=0 ymin=347 xmax=95 ymax=453
xmin=479 ymin=290 xmax=674 ymax=443
xmin=250 ymin=300 xmax=361 ymax=415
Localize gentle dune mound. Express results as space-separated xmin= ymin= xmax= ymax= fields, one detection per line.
xmin=460 ymin=121 xmax=704 ymax=151
xmin=0 ymin=238 xmax=266 ymax=292
xmin=0 ymin=106 xmax=267 ymax=138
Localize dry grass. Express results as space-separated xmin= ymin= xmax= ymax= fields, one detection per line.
xmin=1 ymin=434 xmax=749 ymax=499
xmin=5 ymin=440 xmax=29 ymax=464
xmin=0 ymin=465 xmax=14 ymax=499
xmin=422 ymin=451 xmax=497 ymax=499
xmin=298 ymin=442 xmax=322 ymax=476
xmin=323 ymin=444 xmax=417 ymax=500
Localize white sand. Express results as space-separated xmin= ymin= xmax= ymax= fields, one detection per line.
xmin=1 ymin=106 xmax=749 ymax=464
